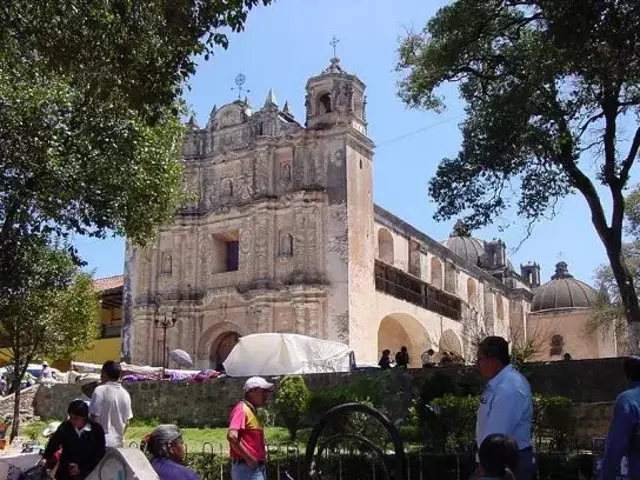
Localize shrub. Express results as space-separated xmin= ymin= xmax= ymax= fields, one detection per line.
xmin=306 ymin=375 xmax=389 ymax=423
xmin=275 ymin=375 xmax=311 ymax=440
xmin=410 ymin=392 xmax=575 ymax=454
xmin=533 ymin=395 xmax=575 ymax=453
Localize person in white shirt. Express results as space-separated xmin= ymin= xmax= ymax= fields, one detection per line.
xmin=40 ymin=362 xmax=53 ymax=382
xmin=89 ymin=361 xmax=133 ymax=448
xmin=475 ymin=336 xmax=535 ymax=480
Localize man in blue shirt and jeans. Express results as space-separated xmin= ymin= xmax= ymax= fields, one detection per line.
xmin=475 ymin=336 xmax=535 ymax=480
xmin=601 ymin=356 xmax=640 ymax=480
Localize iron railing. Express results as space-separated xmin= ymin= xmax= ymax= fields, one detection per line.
xmin=128 ymin=441 xmax=593 ymax=480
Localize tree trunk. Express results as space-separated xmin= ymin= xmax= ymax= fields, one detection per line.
xmin=9 ymin=376 xmax=21 ymax=442
xmin=606 ymin=246 xmax=640 ymax=354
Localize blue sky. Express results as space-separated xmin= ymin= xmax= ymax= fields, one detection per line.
xmin=74 ymin=0 xmax=633 ymax=286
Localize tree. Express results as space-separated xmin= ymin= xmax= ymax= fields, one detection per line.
xmin=0 ymin=0 xmax=271 ymax=295
xmin=275 ymin=375 xmax=311 ymax=441
xmin=591 ymin=186 xmax=640 ymax=350
xmin=459 ymin=302 xmax=550 ymax=367
xmin=0 ymin=241 xmax=100 ymax=440
xmin=397 ymin=1 xmax=640 ymax=350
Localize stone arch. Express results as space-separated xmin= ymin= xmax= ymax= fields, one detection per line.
xmin=317 ymin=92 xmax=332 ymax=114
xmin=196 ymin=321 xmax=249 ymax=368
xmin=378 ymin=228 xmax=394 ymax=265
xmin=439 ymin=329 xmax=463 ymax=359
xmin=467 ymin=278 xmax=477 ymax=305
xmin=430 ymin=257 xmax=443 ymax=289
xmin=377 ymin=313 xmax=431 ymax=368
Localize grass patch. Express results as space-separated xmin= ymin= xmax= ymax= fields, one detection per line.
xmin=20 ymin=419 xmax=308 ymax=453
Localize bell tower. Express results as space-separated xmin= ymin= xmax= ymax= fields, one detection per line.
xmin=301 ymin=50 xmax=375 ymax=362
xmin=305 ymin=57 xmax=367 ymax=135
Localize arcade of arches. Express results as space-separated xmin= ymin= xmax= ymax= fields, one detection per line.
xmin=377 ymin=313 xmax=464 ymax=368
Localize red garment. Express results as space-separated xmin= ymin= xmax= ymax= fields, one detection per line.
xmin=228 ymin=401 xmax=266 ymax=462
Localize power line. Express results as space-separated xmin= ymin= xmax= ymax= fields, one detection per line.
xmin=375 ymin=115 xmax=463 ymax=148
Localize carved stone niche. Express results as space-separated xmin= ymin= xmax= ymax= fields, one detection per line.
xmin=160 ymin=252 xmax=173 ymax=275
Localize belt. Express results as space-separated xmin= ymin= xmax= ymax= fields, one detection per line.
xmin=232 ymin=459 xmax=265 ymax=466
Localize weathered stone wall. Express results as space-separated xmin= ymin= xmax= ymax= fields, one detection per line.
xmin=35 ymin=358 xmax=627 ymax=431
xmin=0 ymin=385 xmax=39 ymax=422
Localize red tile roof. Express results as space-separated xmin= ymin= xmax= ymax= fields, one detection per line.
xmin=93 ymin=275 xmax=124 ymax=292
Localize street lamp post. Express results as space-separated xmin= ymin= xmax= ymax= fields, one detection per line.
xmin=154 ymin=305 xmax=177 ymax=376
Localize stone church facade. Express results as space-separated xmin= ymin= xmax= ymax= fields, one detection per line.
xmin=121 ymin=57 xmax=615 ymax=369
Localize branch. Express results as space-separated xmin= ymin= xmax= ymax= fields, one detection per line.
xmin=577 ymin=111 xmax=605 ymax=140
xmin=620 ymin=125 xmax=640 ymax=185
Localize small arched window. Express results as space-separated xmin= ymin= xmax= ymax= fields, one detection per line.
xmin=550 ymin=334 xmax=565 ymax=356
xmin=318 ymin=93 xmax=332 ymax=114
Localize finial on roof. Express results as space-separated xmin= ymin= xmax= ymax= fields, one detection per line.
xmin=450 ymin=220 xmax=470 ymax=238
xmin=551 ymin=261 xmax=573 ymax=280
xmin=186 ymin=115 xmax=199 ymax=129
xmin=207 ymin=105 xmax=217 ymax=127
xmin=323 ymin=57 xmax=345 ymax=74
xmin=264 ymin=89 xmax=278 ymax=107
xmin=283 ymin=101 xmax=291 ymax=115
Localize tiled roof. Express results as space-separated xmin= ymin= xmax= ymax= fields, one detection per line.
xmin=93 ymin=275 xmax=124 ymax=292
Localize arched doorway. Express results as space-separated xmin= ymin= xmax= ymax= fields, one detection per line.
xmin=377 ymin=314 xmax=431 ymax=368
xmin=439 ymin=329 xmax=464 ymax=363
xmin=210 ymin=332 xmax=240 ymax=371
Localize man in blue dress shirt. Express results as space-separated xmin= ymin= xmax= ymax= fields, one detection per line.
xmin=475 ymin=336 xmax=535 ymax=480
xmin=601 ymin=356 xmax=640 ymax=480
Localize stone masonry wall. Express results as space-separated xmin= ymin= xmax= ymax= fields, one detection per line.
xmin=34 ymin=358 xmax=626 ymax=442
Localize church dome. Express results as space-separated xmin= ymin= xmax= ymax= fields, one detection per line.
xmin=442 ymin=220 xmax=486 ymax=266
xmin=531 ymin=262 xmax=598 ymax=312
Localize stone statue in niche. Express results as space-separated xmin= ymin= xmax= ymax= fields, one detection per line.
xmin=222 ymin=179 xmax=233 ymax=198
xmin=280 ymin=163 xmax=292 ymax=182
xmin=161 ymin=253 xmax=172 ymax=275
xmin=279 ymin=232 xmax=293 ymax=257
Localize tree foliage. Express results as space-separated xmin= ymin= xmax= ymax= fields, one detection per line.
xmin=0 ymin=0 xmax=271 ymax=295
xmin=0 ymin=240 xmax=100 ymax=440
xmin=275 ymin=375 xmax=311 ymax=441
xmin=397 ymin=0 xmax=640 ymax=339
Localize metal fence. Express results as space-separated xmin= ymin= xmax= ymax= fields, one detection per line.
xmin=128 ymin=441 xmax=595 ymax=480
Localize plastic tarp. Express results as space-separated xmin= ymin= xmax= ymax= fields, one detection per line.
xmin=222 ymin=333 xmax=354 ymax=377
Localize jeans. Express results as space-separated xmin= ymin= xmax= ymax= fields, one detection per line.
xmin=515 ymin=449 xmax=537 ymax=480
xmin=231 ymin=461 xmax=266 ymax=480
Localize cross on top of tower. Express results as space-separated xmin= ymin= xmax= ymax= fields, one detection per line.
xmin=330 ymin=36 xmax=340 ymax=59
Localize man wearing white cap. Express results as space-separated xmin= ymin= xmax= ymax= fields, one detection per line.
xmin=227 ymin=376 xmax=274 ymax=480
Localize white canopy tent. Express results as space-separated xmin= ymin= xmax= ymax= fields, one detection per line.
xmin=222 ymin=333 xmax=355 ymax=377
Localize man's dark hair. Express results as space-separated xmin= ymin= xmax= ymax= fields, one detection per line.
xmin=68 ymin=399 xmax=89 ymax=418
xmin=624 ymin=357 xmax=640 ymax=382
xmin=478 ymin=336 xmax=510 ymax=366
xmin=102 ymin=360 xmax=122 ymax=381
xmin=382 ymin=349 xmax=390 ymax=355
xmin=427 ymin=349 xmax=435 ymax=355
